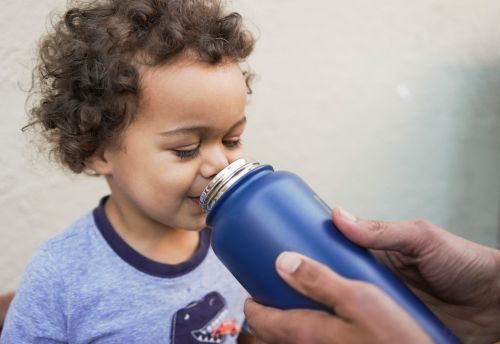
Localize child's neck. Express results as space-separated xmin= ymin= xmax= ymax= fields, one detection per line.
xmin=104 ymin=196 xmax=200 ymax=265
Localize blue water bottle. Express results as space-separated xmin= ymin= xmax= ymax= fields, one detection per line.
xmin=201 ymin=158 xmax=460 ymax=344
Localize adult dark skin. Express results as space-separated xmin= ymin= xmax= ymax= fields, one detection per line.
xmin=0 ymin=291 xmax=15 ymax=334
xmin=245 ymin=208 xmax=500 ymax=344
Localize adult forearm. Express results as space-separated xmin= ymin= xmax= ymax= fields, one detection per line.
xmin=469 ymin=247 xmax=500 ymax=344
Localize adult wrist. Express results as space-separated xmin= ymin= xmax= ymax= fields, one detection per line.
xmin=490 ymin=248 xmax=500 ymax=298
xmin=487 ymin=247 xmax=500 ymax=339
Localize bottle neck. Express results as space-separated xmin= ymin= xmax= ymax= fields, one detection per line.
xmin=200 ymin=158 xmax=261 ymax=212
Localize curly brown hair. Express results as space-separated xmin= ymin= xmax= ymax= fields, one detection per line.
xmin=26 ymin=0 xmax=255 ymax=173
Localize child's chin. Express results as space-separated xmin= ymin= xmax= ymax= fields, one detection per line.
xmin=184 ymin=215 xmax=208 ymax=231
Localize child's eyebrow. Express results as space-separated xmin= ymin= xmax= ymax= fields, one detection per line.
xmin=158 ymin=116 xmax=247 ymax=137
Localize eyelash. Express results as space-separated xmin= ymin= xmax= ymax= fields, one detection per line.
xmin=175 ymin=147 xmax=201 ymax=160
xmin=174 ymin=140 xmax=242 ymax=160
xmin=223 ymin=139 xmax=241 ymax=148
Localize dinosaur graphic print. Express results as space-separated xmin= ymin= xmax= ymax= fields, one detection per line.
xmin=171 ymin=291 xmax=241 ymax=343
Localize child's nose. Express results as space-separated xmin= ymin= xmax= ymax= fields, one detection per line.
xmin=200 ymin=148 xmax=230 ymax=179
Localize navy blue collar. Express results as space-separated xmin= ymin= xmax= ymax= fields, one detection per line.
xmin=93 ymin=196 xmax=211 ymax=278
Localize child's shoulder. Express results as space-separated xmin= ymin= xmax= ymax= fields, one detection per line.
xmin=29 ymin=210 xmax=100 ymax=275
xmin=41 ymin=211 xmax=96 ymax=254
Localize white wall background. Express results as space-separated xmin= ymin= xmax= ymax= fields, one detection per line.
xmin=1 ymin=0 xmax=499 ymax=293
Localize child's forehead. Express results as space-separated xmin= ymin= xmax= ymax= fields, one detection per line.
xmin=138 ymin=58 xmax=246 ymax=105
xmin=139 ymin=56 xmax=242 ymax=86
xmin=132 ymin=58 xmax=247 ymax=130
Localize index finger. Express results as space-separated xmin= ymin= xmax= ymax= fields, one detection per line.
xmin=331 ymin=208 xmax=444 ymax=255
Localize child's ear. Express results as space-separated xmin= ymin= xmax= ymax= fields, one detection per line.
xmin=85 ymin=147 xmax=113 ymax=176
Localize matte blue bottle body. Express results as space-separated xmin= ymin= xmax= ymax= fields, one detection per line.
xmin=207 ymin=165 xmax=460 ymax=344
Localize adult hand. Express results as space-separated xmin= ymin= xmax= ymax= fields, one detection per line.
xmin=245 ymin=208 xmax=500 ymax=344
xmin=245 ymin=252 xmax=432 ymax=344
xmin=331 ymin=208 xmax=500 ymax=343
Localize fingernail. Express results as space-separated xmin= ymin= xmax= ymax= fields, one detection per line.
xmin=276 ymin=252 xmax=302 ymax=274
xmin=339 ymin=207 xmax=357 ymax=222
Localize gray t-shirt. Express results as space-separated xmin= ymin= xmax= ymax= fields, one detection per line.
xmin=1 ymin=197 xmax=248 ymax=343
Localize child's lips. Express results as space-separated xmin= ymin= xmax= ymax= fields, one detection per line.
xmin=189 ymin=196 xmax=201 ymax=205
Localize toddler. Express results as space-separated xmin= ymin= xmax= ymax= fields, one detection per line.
xmin=1 ymin=0 xmax=255 ymax=343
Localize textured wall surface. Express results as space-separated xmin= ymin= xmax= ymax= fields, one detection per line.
xmin=1 ymin=0 xmax=499 ymax=292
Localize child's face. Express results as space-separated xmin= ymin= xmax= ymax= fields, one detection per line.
xmin=97 ymin=58 xmax=248 ymax=231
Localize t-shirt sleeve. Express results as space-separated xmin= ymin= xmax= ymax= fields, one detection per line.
xmin=0 ymin=245 xmax=67 ymax=343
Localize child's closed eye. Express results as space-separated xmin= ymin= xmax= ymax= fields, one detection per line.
xmin=173 ymin=139 xmax=241 ymax=160
xmin=173 ymin=144 xmax=201 ymax=160
xmin=222 ymin=139 xmax=241 ymax=148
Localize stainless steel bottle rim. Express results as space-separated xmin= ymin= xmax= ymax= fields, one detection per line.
xmin=200 ymin=158 xmax=261 ymax=212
